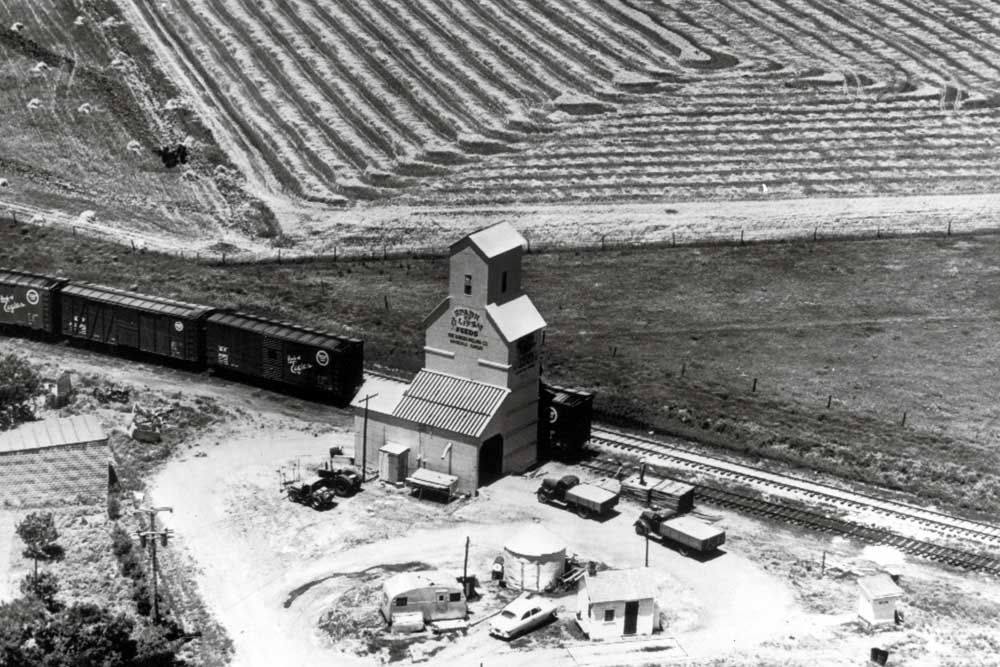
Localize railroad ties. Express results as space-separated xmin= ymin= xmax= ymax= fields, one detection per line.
xmin=585 ymin=429 xmax=1000 ymax=576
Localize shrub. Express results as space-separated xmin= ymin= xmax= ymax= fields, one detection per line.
xmin=0 ymin=353 xmax=43 ymax=430
xmin=19 ymin=572 xmax=60 ymax=612
xmin=111 ymin=525 xmax=133 ymax=557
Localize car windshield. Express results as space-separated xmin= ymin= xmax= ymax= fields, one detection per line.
xmin=500 ymin=610 xmax=517 ymax=619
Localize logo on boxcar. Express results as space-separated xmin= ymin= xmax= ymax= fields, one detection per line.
xmin=0 ymin=295 xmax=25 ymax=314
xmin=25 ymin=289 xmax=39 ymax=306
xmin=548 ymin=407 xmax=559 ymax=424
xmin=315 ymin=350 xmax=330 ymax=367
xmin=174 ymin=321 xmax=184 ymax=333
xmin=287 ymin=355 xmax=313 ymax=375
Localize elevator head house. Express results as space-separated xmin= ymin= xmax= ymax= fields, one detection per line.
xmin=353 ymin=222 xmax=546 ymax=496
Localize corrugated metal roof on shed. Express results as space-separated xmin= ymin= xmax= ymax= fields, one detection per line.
xmin=0 ymin=268 xmax=65 ymax=289
xmin=0 ymin=414 xmax=106 ymax=453
xmin=61 ymin=283 xmax=213 ymax=319
xmin=393 ymin=370 xmax=507 ymax=437
xmin=206 ymin=311 xmax=360 ymax=349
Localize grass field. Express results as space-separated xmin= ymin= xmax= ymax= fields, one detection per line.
xmin=3 ymin=220 xmax=999 ymax=516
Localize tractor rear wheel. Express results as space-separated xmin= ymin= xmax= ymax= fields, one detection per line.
xmin=332 ymin=477 xmax=353 ymax=497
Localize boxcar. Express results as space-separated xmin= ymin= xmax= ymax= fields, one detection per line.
xmin=0 ymin=268 xmax=66 ymax=334
xmin=539 ymin=382 xmax=594 ymax=457
xmin=204 ymin=311 xmax=363 ymax=402
xmin=59 ymin=283 xmax=214 ymax=364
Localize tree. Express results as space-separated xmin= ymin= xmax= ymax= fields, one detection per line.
xmin=15 ymin=512 xmax=61 ymax=578
xmin=19 ymin=571 xmax=60 ymax=612
xmin=0 ymin=353 xmax=43 ymax=431
xmin=0 ymin=600 xmax=138 ymax=667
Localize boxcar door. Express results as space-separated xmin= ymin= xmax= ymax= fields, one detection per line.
xmin=623 ymin=600 xmax=639 ymax=635
xmin=262 ymin=337 xmax=282 ymax=380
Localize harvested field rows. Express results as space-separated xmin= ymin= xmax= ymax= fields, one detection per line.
xmin=9 ymin=0 xmax=1000 ymax=246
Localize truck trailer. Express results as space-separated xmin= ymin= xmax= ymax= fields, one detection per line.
xmin=537 ymin=475 xmax=619 ymax=519
xmin=635 ymin=512 xmax=725 ymax=555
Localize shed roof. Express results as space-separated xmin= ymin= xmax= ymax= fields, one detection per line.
xmin=583 ymin=568 xmax=658 ymax=604
xmin=485 ymin=295 xmax=545 ymax=343
xmin=0 ymin=414 xmax=106 ymax=454
xmin=383 ymin=571 xmax=461 ymax=599
xmin=62 ymin=283 xmax=213 ymax=320
xmin=350 ymin=375 xmax=409 ymax=415
xmin=393 ymin=370 xmax=508 ymax=438
xmin=858 ymin=574 xmax=904 ymax=600
xmin=207 ymin=311 xmax=361 ymax=349
xmin=454 ymin=222 xmax=525 ymax=259
xmin=0 ymin=267 xmax=65 ymax=290
xmin=504 ymin=524 xmax=566 ymax=558
xmin=379 ymin=442 xmax=410 ymax=456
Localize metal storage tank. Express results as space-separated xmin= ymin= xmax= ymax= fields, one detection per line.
xmin=503 ymin=524 xmax=566 ymax=592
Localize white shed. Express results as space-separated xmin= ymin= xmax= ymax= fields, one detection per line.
xmin=857 ymin=574 xmax=903 ymax=626
xmin=503 ymin=525 xmax=566 ymax=592
xmin=576 ymin=568 xmax=658 ymax=640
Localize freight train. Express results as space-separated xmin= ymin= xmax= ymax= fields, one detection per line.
xmin=0 ymin=268 xmax=363 ymax=404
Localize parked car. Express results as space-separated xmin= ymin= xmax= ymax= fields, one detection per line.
xmin=489 ymin=594 xmax=557 ymax=640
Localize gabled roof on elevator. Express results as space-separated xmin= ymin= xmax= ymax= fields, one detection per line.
xmin=451 ymin=222 xmax=526 ymax=259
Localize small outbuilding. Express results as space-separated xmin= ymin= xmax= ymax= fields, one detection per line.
xmin=857 ymin=574 xmax=904 ymax=626
xmin=576 ymin=567 xmax=658 ymax=640
xmin=503 ymin=524 xmax=566 ymax=592
xmin=380 ymin=571 xmax=467 ymax=629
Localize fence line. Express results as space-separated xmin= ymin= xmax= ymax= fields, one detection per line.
xmin=2 ymin=210 xmax=997 ymax=267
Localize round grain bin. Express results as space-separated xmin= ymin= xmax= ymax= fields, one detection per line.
xmin=503 ymin=525 xmax=566 ymax=592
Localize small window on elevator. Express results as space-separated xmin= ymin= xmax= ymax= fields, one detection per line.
xmin=464 ymin=274 xmax=472 ymax=295
xmin=501 ymin=271 xmax=508 ymax=293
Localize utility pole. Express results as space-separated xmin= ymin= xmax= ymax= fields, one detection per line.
xmin=644 ymin=533 xmax=650 ymax=567
xmin=359 ymin=393 xmax=379 ymax=487
xmin=135 ymin=506 xmax=173 ymax=624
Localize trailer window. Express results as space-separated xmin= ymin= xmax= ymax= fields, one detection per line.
xmin=449 ymin=592 xmax=461 ymax=602
xmin=603 ymin=609 xmax=615 ymax=622
xmin=464 ymin=275 xmax=472 ymax=295
xmin=437 ymin=593 xmax=446 ymax=603
xmin=394 ymin=597 xmax=407 ymax=607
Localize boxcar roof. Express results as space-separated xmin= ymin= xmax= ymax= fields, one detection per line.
xmin=0 ymin=267 xmax=66 ymax=289
xmin=206 ymin=311 xmax=361 ymax=348
xmin=545 ymin=383 xmax=593 ymax=408
xmin=0 ymin=414 xmax=106 ymax=453
xmin=61 ymin=283 xmax=213 ymax=319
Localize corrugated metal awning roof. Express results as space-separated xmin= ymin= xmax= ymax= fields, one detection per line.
xmin=584 ymin=568 xmax=658 ymax=604
xmin=393 ymin=370 xmax=508 ymax=438
xmin=61 ymin=283 xmax=213 ymax=319
xmin=383 ymin=571 xmax=461 ymax=599
xmin=486 ymin=295 xmax=545 ymax=343
xmin=858 ymin=574 xmax=903 ymax=600
xmin=0 ymin=267 xmax=65 ymax=290
xmin=207 ymin=311 xmax=361 ymax=349
xmin=0 ymin=414 xmax=106 ymax=453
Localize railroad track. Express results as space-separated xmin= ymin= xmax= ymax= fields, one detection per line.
xmin=590 ymin=427 xmax=1000 ymax=547
xmin=579 ymin=457 xmax=1000 ymax=575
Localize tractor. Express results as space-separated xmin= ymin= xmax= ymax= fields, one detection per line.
xmin=317 ymin=464 xmax=362 ymax=497
xmin=285 ymin=478 xmax=337 ymax=510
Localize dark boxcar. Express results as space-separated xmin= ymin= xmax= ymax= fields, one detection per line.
xmin=59 ymin=283 xmax=214 ymax=364
xmin=204 ymin=312 xmax=363 ymax=402
xmin=0 ymin=268 xmax=66 ymax=333
xmin=539 ymin=382 xmax=594 ymax=457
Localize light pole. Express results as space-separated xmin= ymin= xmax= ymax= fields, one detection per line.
xmin=359 ymin=392 xmax=378 ymax=486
